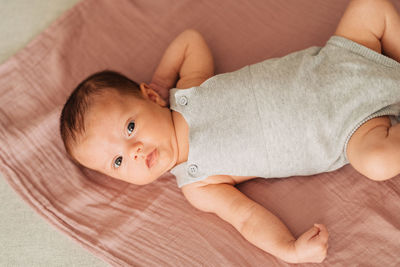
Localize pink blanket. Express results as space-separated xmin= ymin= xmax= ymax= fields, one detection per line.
xmin=1 ymin=0 xmax=400 ymax=266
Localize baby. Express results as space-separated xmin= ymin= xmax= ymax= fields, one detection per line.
xmin=60 ymin=0 xmax=400 ymax=263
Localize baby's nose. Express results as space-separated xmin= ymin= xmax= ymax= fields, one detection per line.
xmin=129 ymin=142 xmax=144 ymax=160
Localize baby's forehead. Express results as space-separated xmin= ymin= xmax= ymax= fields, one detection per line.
xmin=68 ymin=89 xmax=123 ymax=165
xmin=90 ymin=88 xmax=121 ymax=105
xmin=71 ymin=132 xmax=108 ymax=171
xmin=87 ymin=90 xmax=127 ymax=115
xmin=84 ymin=89 xmax=143 ymax=132
xmin=72 ymin=107 xmax=117 ymax=159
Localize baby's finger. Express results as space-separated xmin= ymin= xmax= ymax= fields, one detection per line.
xmin=300 ymin=225 xmax=320 ymax=241
xmin=313 ymin=224 xmax=329 ymax=243
xmin=314 ymin=223 xmax=327 ymax=232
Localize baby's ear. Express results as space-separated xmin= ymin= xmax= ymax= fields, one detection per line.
xmin=140 ymin=83 xmax=167 ymax=107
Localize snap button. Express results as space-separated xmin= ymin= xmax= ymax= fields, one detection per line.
xmin=178 ymin=96 xmax=188 ymax=106
xmin=188 ymin=164 xmax=198 ymax=176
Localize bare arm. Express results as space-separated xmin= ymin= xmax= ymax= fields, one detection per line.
xmin=182 ymin=177 xmax=329 ymax=263
xmin=149 ymin=29 xmax=214 ymax=92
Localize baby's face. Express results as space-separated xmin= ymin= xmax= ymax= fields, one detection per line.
xmin=72 ymin=89 xmax=179 ymax=185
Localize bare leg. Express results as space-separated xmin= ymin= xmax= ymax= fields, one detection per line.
xmin=380 ymin=1 xmax=400 ymax=61
xmin=340 ymin=0 xmax=400 ymax=181
xmin=335 ymin=0 xmax=400 ymax=61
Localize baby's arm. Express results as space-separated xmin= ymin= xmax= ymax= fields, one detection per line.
xmin=149 ymin=29 xmax=214 ymax=93
xmin=182 ymin=178 xmax=329 ymax=264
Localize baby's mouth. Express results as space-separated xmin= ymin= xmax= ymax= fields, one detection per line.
xmin=146 ymin=149 xmax=157 ymax=169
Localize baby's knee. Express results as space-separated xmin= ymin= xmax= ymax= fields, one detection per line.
xmin=350 ymin=140 xmax=400 ymax=181
xmin=347 ymin=117 xmax=400 ymax=181
xmin=356 ymin=146 xmax=395 ymax=181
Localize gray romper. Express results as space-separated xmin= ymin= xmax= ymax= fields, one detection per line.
xmin=169 ymin=36 xmax=400 ymax=188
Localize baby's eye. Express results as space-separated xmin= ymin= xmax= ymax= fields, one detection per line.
xmin=114 ymin=156 xmax=122 ymax=168
xmin=127 ymin=121 xmax=135 ymax=135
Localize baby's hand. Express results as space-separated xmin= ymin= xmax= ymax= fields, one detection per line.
xmin=293 ymin=224 xmax=329 ymax=263
xmin=148 ymin=82 xmax=170 ymax=100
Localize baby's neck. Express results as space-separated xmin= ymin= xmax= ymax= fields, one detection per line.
xmin=171 ymin=110 xmax=189 ymax=165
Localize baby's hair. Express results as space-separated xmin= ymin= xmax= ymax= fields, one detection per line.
xmin=60 ymin=70 xmax=142 ymax=159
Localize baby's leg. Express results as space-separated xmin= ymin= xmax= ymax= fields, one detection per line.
xmin=341 ymin=0 xmax=400 ymax=181
xmin=335 ymin=0 xmax=400 ymax=61
xmin=347 ymin=117 xmax=400 ymax=181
